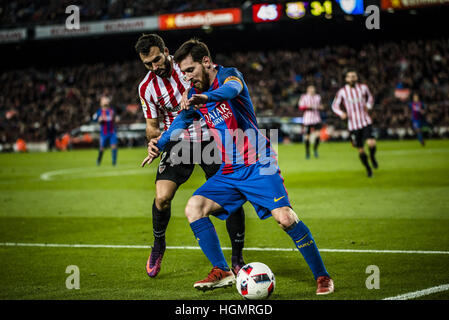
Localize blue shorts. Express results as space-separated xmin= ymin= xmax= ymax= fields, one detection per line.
xmin=193 ymin=162 xmax=291 ymax=220
xmin=100 ymin=133 xmax=118 ymax=149
xmin=412 ymin=120 xmax=422 ymax=130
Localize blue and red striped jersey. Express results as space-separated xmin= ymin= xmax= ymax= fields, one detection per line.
xmin=156 ymin=65 xmax=276 ymax=174
xmin=94 ymin=107 xmax=116 ymax=135
xmin=409 ymin=102 xmax=425 ymax=121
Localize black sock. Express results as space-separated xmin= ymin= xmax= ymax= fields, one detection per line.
xmin=305 ymin=140 xmax=310 ymax=157
xmin=226 ymin=207 xmax=245 ymax=260
xmin=369 ymin=146 xmax=378 ymax=168
xmin=359 ymin=153 xmax=372 ymax=172
xmin=314 ymin=137 xmax=320 ymax=152
xmin=97 ymin=150 xmax=103 ymax=164
xmin=152 ymin=200 xmax=171 ymax=249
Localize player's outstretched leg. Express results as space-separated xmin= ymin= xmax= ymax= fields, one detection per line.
xmin=305 ymin=137 xmax=310 ymax=159
xmin=146 ymin=200 xmax=171 ymax=278
xmin=225 ymin=207 xmax=246 ymax=275
xmin=313 ymin=135 xmax=320 ymax=158
xmin=111 ymin=146 xmax=117 ymax=166
xmin=367 ymin=139 xmax=378 ymax=169
xmin=186 ymin=196 xmax=235 ymax=291
xmin=97 ymin=149 xmax=103 ymax=166
xmin=416 ymin=129 xmax=425 ymax=146
xmin=272 ymin=206 xmax=334 ymax=295
xmin=358 ymin=149 xmax=372 ymax=177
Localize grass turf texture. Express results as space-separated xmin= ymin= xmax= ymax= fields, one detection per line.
xmin=0 ymin=140 xmax=448 ymax=300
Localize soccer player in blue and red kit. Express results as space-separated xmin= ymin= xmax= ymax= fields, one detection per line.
xmin=93 ymin=96 xmax=118 ymax=166
xmin=142 ymin=39 xmax=334 ymax=295
xmin=409 ymin=93 xmax=426 ymax=146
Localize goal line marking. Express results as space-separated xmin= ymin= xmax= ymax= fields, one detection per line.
xmin=1 ymin=242 xmax=448 ymax=255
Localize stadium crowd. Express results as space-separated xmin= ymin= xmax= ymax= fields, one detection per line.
xmin=0 ymin=0 xmax=245 ymax=27
xmin=1 ymin=37 xmax=449 ymax=144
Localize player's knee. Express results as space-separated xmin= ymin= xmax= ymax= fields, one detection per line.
xmin=155 ymin=193 xmax=173 ymax=211
xmin=272 ymin=207 xmax=298 ymax=229
xmin=185 ymin=197 xmax=207 ymax=223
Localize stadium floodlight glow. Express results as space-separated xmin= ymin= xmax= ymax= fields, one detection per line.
xmin=336 ymin=0 xmax=365 ymax=15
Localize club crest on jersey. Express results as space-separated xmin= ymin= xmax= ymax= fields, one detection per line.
xmin=158 ymin=164 xmax=166 ymax=173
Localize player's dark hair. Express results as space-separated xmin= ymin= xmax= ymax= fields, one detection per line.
xmin=174 ymin=38 xmax=211 ymax=64
xmin=134 ymin=33 xmax=165 ymax=55
xmin=343 ymin=68 xmax=358 ymax=78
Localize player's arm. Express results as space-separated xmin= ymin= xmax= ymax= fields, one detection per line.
xmin=141 ymin=107 xmax=197 ymax=167
xmin=92 ymin=110 xmax=100 ymax=122
xmin=364 ymin=85 xmax=374 ymax=110
xmin=331 ymin=91 xmax=346 ymax=120
xmin=188 ymin=74 xmax=244 ymax=106
xmin=298 ymin=95 xmax=309 ymax=111
xmin=145 ymin=118 xmax=160 ymax=141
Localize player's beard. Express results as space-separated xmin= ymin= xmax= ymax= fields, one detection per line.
xmin=193 ymin=65 xmax=210 ymax=92
xmin=155 ymin=56 xmax=172 ymax=78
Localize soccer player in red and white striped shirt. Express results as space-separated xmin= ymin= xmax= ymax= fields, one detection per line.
xmin=135 ymin=34 xmax=246 ymax=278
xmin=332 ymin=69 xmax=378 ymax=177
xmin=298 ymin=85 xmax=323 ymax=159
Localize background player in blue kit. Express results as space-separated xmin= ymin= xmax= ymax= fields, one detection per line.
xmin=93 ymin=96 xmax=118 ymax=166
xmin=409 ymin=93 xmax=426 ymax=146
xmin=142 ymin=39 xmax=334 ymax=295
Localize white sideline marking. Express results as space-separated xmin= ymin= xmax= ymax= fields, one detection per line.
xmin=383 ymin=284 xmax=449 ymax=300
xmin=1 ymin=242 xmax=449 ymax=255
xmin=40 ymin=166 xmax=154 ymax=181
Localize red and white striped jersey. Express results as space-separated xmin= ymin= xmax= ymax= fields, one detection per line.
xmin=138 ymin=56 xmax=207 ymax=141
xmin=332 ymin=83 xmax=374 ymax=131
xmin=298 ymin=94 xmax=322 ymax=126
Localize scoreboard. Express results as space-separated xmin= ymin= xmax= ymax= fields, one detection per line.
xmin=249 ymin=0 xmax=372 ymax=23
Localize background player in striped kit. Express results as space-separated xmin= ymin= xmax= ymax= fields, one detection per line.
xmin=92 ymin=96 xmax=118 ymax=166
xmin=409 ymin=93 xmax=426 ymax=146
xmin=298 ymin=85 xmax=323 ymax=159
xmin=136 ymin=34 xmax=246 ymax=278
xmin=332 ymin=69 xmax=378 ymax=177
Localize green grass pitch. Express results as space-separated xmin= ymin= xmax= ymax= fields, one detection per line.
xmin=0 ymin=139 xmax=448 ymax=300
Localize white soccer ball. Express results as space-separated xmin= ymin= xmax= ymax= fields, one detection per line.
xmin=236 ymin=262 xmax=275 ymax=300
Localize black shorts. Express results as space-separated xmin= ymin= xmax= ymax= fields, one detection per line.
xmin=349 ymin=125 xmax=374 ymax=148
xmin=155 ymin=140 xmax=221 ymax=186
xmin=304 ymin=123 xmax=322 ymax=135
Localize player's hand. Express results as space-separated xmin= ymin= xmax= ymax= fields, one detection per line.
xmin=188 ymin=94 xmax=208 ymax=108
xmin=147 ymin=137 xmax=160 ymax=158
xmin=141 ymin=154 xmax=155 ymax=167
xmin=340 ymin=113 xmax=347 ymax=120
xmin=141 ymin=137 xmax=161 ymax=167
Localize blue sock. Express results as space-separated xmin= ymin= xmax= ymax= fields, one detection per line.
xmin=97 ymin=150 xmax=103 ymax=165
xmin=190 ymin=217 xmax=229 ymax=271
xmin=286 ymin=221 xmax=329 ymax=280
xmin=112 ymin=148 xmax=117 ymax=165
xmin=417 ymin=132 xmax=423 ymax=144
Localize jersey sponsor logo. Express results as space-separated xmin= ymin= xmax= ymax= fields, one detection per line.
xmin=203 ymin=103 xmax=234 ymax=127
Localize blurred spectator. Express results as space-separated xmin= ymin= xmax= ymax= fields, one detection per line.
xmin=0 ymin=0 xmax=244 ymax=28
